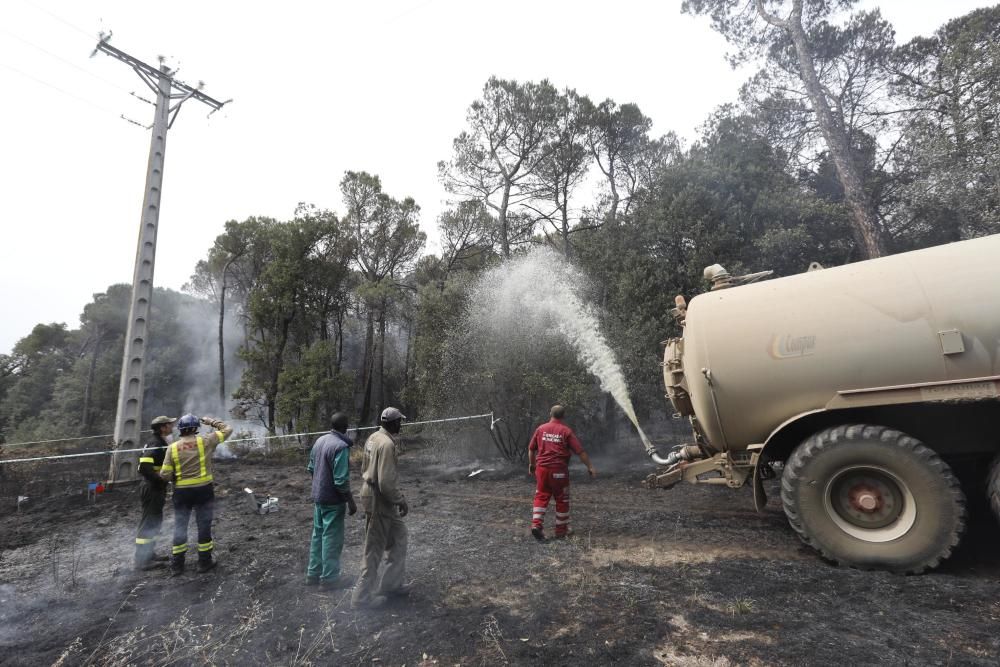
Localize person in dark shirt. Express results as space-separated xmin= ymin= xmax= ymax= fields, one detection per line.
xmin=134 ymin=415 xmax=175 ymax=570
xmin=306 ymin=412 xmax=357 ymax=590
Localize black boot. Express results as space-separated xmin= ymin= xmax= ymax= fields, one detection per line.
xmin=197 ymin=554 xmax=216 ymax=573
xmin=170 ymin=554 xmax=185 ymax=577
xmin=135 ymin=557 xmax=164 ymax=572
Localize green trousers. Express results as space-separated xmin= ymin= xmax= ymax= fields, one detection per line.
xmin=307 ymin=503 xmax=346 ymax=581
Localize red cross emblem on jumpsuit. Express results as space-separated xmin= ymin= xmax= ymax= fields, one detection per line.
xmin=529 ymin=418 xmax=584 ymax=537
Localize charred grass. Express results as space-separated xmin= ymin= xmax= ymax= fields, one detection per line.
xmin=1 ymin=443 xmax=999 ymax=665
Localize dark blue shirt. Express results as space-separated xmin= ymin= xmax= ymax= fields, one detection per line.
xmin=308 ymin=430 xmax=353 ymax=505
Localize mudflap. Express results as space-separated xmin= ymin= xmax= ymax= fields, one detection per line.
xmin=752 ymin=462 xmax=768 ymax=511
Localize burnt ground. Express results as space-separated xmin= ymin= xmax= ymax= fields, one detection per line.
xmin=1 ymin=439 xmax=999 ymax=667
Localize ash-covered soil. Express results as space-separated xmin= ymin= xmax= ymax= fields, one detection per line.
xmin=1 ymin=441 xmax=999 ymax=666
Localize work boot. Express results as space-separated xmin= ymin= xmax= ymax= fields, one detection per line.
xmin=134 ymin=558 xmax=165 ymax=572
xmin=380 ymin=583 xmax=412 ymax=598
xmin=531 ymin=527 xmax=545 ymax=542
xmin=170 ymin=556 xmax=185 ymax=577
xmin=305 ymin=576 xmax=320 ymax=587
xmin=152 ymin=553 xmax=170 ymax=562
xmin=197 ymin=556 xmax=217 ymax=574
xmin=554 ymin=529 xmax=574 ymax=540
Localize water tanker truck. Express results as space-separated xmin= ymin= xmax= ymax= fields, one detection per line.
xmin=649 ymin=234 xmax=1000 ymax=573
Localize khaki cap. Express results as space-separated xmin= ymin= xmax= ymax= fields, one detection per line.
xmin=151 ymin=415 xmax=177 ymax=426
xmin=380 ymin=407 xmax=406 ymax=422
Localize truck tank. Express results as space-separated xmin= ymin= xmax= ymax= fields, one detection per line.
xmin=653 ymin=234 xmax=1000 ymax=574
xmin=665 ymin=234 xmax=1000 ymax=453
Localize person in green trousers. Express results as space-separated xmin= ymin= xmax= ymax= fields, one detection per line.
xmin=306 ymin=412 xmax=357 ymax=590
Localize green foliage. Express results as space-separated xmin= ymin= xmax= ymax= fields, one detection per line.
xmin=889 ymin=6 xmax=1000 ymax=246
xmin=232 ymin=208 xmax=355 ymax=433
xmin=575 ymin=110 xmax=852 ymax=418
xmin=436 ymin=315 xmax=600 ymax=461
xmin=341 ymin=170 xmax=426 ymax=423
xmin=439 ymin=77 xmax=561 ymax=257
xmin=275 ymin=341 xmax=354 ymax=434
xmin=685 ymin=0 xmax=890 ymax=257
xmin=0 ymin=287 xmax=226 ymax=444
xmin=583 ymin=98 xmax=678 ymax=223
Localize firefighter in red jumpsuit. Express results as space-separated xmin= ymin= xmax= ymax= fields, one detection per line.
xmin=528 ymin=405 xmax=596 ymax=540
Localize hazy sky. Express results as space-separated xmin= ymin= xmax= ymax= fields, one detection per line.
xmin=0 ymin=0 xmax=991 ymax=354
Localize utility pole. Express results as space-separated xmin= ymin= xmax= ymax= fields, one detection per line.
xmin=94 ymin=35 xmax=229 ymax=485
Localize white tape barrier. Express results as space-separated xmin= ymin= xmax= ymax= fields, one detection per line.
xmin=0 ymin=413 xmax=494 ymax=465
xmin=3 ymin=429 xmax=154 ymax=449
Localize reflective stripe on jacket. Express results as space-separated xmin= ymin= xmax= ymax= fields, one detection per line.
xmin=138 ymin=434 xmax=170 ymax=487
xmin=160 ymin=421 xmax=232 ymax=488
xmin=174 ymin=436 xmax=212 ymax=487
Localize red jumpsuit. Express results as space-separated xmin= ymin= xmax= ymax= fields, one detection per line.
xmin=529 ymin=418 xmax=584 ymax=537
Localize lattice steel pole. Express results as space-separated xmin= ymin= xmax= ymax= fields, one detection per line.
xmin=94 ymin=36 xmax=228 ymax=484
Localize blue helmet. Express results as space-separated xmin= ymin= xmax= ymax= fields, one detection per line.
xmin=177 ymin=414 xmax=200 ymax=432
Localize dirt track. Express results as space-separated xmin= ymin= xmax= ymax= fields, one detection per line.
xmin=2 ymin=442 xmax=999 ymax=666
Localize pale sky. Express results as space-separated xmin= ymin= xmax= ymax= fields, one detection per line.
xmin=0 ymin=0 xmax=991 ymax=354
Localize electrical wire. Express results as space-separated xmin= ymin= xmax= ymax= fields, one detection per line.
xmin=0 ymin=60 xmax=122 ymax=117
xmin=0 ymin=27 xmax=133 ymax=94
xmin=0 ymin=413 xmax=494 ymax=464
xmin=19 ymin=0 xmax=98 ymax=42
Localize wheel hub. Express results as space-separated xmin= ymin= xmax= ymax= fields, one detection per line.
xmin=829 ymin=469 xmax=905 ymax=531
xmin=848 ymin=483 xmax=883 ymax=512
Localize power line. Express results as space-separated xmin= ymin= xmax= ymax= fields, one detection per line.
xmin=0 ymin=60 xmax=122 ymax=118
xmin=0 ymin=412 xmax=495 ymax=465
xmin=19 ymin=0 xmax=98 ymax=42
xmin=384 ymin=0 xmax=437 ymax=26
xmin=0 ymin=27 xmax=135 ymax=96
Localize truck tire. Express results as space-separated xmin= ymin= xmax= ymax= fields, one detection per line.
xmin=781 ymin=424 xmax=965 ymax=574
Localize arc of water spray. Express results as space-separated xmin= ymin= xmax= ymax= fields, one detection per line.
xmin=469 ymin=248 xmax=671 ymax=465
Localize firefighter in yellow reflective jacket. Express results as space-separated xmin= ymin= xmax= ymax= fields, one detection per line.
xmin=159 ymin=413 xmax=233 ymax=576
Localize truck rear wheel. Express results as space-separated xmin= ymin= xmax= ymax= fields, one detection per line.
xmin=781 ymin=424 xmax=965 ymax=574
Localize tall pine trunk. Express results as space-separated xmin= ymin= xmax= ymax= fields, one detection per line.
xmin=81 ymin=334 xmax=103 ymax=433
xmin=757 ymin=0 xmax=885 ymax=258
xmin=360 ymin=309 xmax=375 ymax=423
xmin=374 ymin=303 xmax=387 ymax=415
xmin=218 ymin=276 xmax=227 ymax=409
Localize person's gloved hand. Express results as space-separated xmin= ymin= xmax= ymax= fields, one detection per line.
xmin=200 ymin=416 xmax=213 ymax=425
xmin=528 ymin=464 xmax=535 ymax=475
xmin=397 ymin=500 xmax=409 ymax=517
xmin=347 ymin=497 xmax=358 ymax=516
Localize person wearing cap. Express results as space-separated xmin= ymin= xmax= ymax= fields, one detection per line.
xmin=160 ymin=413 xmax=233 ymax=575
xmin=134 ymin=415 xmax=176 ymax=570
xmin=305 ymin=412 xmax=358 ymax=590
xmin=528 ymin=404 xmax=596 ymax=541
xmin=352 ymin=406 xmax=410 ymax=609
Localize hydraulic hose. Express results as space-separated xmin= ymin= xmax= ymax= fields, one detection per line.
xmin=648 ymin=444 xmax=702 ymax=467
xmin=647 ymin=446 xmax=674 ymax=466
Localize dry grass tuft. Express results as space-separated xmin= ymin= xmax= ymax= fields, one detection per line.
xmin=726 ymin=597 xmax=756 ymax=617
